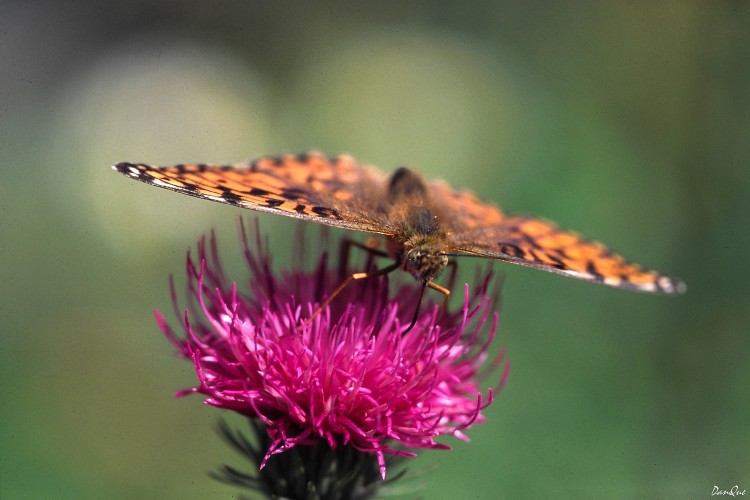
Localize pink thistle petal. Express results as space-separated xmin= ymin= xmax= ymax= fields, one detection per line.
xmin=159 ymin=221 xmax=509 ymax=480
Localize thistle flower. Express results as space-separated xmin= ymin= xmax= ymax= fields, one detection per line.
xmin=157 ymin=220 xmax=508 ymax=497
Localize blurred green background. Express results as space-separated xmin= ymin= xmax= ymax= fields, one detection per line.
xmin=2 ymin=1 xmax=748 ymax=498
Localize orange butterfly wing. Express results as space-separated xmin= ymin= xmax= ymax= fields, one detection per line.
xmin=114 ymin=152 xmax=685 ymax=294
xmin=113 ymin=152 xmax=392 ymax=235
xmin=428 ymin=180 xmax=685 ymax=294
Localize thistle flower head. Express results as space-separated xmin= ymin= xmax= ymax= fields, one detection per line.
xmin=157 ymin=220 xmax=508 ymax=487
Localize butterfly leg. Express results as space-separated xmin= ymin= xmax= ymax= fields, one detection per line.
xmin=427 ymin=280 xmax=451 ymax=315
xmin=403 ymin=284 xmax=427 ymax=333
xmin=444 ymin=259 xmax=458 ymax=291
xmin=402 ymin=280 xmax=452 ymax=333
xmin=308 ymin=261 xmax=401 ymax=324
xmin=338 ymin=237 xmax=390 ymax=281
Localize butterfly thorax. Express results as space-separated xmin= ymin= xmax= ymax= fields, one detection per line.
xmin=385 ymin=167 xmax=450 ymax=283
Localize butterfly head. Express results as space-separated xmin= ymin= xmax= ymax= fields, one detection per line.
xmin=403 ymin=236 xmax=449 ymax=283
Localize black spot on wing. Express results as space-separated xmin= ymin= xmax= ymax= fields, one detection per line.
xmin=498 ymin=243 xmax=525 ymax=259
xmin=113 ymin=162 xmax=150 ymax=182
xmin=586 ymin=261 xmax=605 ymax=282
xmin=312 ymin=206 xmax=339 ymax=219
xmin=296 ymin=152 xmax=311 ymax=163
xmin=550 ymin=247 xmax=570 ymax=259
xmin=221 ymin=190 xmax=242 ymax=204
xmin=265 ymin=199 xmax=285 ymax=208
xmin=543 ymin=252 xmax=567 ymax=269
xmin=113 ymin=162 xmax=133 ymax=174
xmin=520 ymin=232 xmax=544 ymax=250
xmin=248 ymin=187 xmax=271 ymax=197
xmin=281 ymin=187 xmax=309 ymax=200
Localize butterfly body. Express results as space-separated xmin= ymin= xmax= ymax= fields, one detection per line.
xmin=379 ymin=167 xmax=451 ymax=283
xmin=113 ymin=152 xmax=686 ymax=295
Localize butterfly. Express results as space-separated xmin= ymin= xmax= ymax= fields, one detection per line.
xmin=113 ymin=151 xmax=686 ymax=298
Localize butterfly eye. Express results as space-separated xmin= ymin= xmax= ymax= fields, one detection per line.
xmin=407 ymin=250 xmax=423 ymax=269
